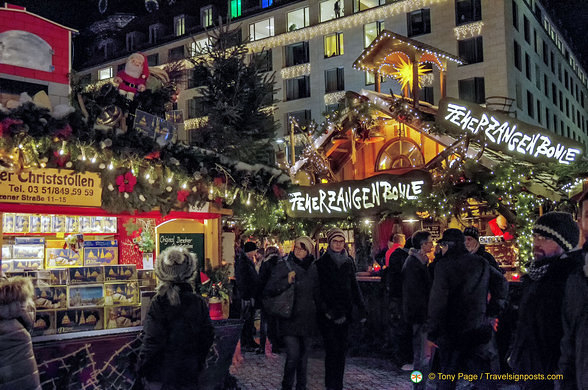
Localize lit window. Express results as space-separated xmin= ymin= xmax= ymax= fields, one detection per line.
xmin=261 ymin=0 xmax=273 ymax=8
xmin=98 ymin=67 xmax=113 ymax=80
xmin=287 ymin=7 xmax=310 ymax=31
xmin=190 ymin=37 xmax=212 ymax=56
xmin=174 ymin=15 xmax=185 ymax=36
xmin=377 ymin=140 xmax=424 ymax=170
xmin=320 ymin=0 xmax=344 ymax=22
xmin=354 ymin=0 xmax=385 ymax=13
xmin=230 ymin=0 xmax=241 ymax=18
xmin=364 ymin=21 xmax=384 ymax=48
xmin=202 ymin=6 xmax=213 ymax=28
xmin=249 ymin=17 xmax=274 ymax=41
xmin=324 ymin=32 xmax=344 ymax=58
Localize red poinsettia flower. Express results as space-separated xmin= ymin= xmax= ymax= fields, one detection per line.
xmin=53 ymin=150 xmax=70 ymax=167
xmin=145 ymin=151 xmax=161 ymax=160
xmin=177 ymin=189 xmax=190 ymax=203
xmin=115 ymin=172 xmax=137 ymax=193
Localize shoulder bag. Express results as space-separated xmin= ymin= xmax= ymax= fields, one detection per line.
xmin=262 ymin=258 xmax=295 ymax=319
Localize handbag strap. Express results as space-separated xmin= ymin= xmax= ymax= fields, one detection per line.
xmin=282 ymin=257 xmax=293 ymax=271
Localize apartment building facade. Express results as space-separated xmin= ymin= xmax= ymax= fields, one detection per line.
xmin=76 ymin=0 xmax=588 ymax=150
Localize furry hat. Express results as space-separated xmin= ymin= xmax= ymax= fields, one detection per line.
xmin=327 ymin=228 xmax=345 ymax=244
xmin=243 ymin=241 xmax=258 ymax=253
xmin=155 ymin=246 xmax=198 ymax=284
xmin=533 ymin=211 xmax=579 ymax=252
xmin=295 ymin=236 xmax=314 ymax=253
xmin=0 ymin=276 xmax=35 ymax=325
xmin=463 ymin=226 xmax=480 ymax=241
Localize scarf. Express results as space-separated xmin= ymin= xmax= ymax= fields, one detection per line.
xmin=327 ymin=247 xmax=348 ymax=268
xmin=408 ymin=247 xmax=428 ymax=265
xmin=526 ymin=256 xmax=557 ymax=281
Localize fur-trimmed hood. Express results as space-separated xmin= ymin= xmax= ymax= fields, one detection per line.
xmin=0 ymin=276 xmax=35 ymax=324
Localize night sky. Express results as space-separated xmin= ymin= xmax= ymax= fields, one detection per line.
xmin=8 ymin=0 xmax=588 ymax=70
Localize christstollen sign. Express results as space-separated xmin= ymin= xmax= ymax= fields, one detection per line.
xmin=286 ymin=170 xmax=432 ymax=218
xmin=437 ymin=97 xmax=583 ymax=165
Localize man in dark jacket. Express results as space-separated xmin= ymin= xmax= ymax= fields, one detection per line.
xmin=509 ymin=212 xmax=579 ymax=390
xmin=316 ymin=228 xmax=366 ymax=390
xmin=428 ymin=229 xmax=508 ymax=390
xmin=558 ymin=196 xmax=588 ymax=390
xmin=235 ymin=241 xmax=260 ymax=351
xmin=402 ymin=230 xmax=434 ymax=384
xmin=464 ymin=226 xmax=503 ymax=272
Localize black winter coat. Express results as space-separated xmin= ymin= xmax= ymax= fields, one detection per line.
xmin=384 ymin=248 xmax=409 ymax=300
xmin=257 ymin=254 xmax=281 ymax=303
xmin=139 ymin=283 xmax=214 ymax=387
xmin=509 ymin=256 xmax=578 ymax=379
xmin=475 ymin=245 xmax=504 ymax=274
xmin=427 ymin=249 xmax=508 ymax=348
xmin=264 ymin=253 xmax=319 ymax=336
xmin=235 ymin=251 xmax=259 ymax=300
xmin=402 ymin=250 xmax=431 ymax=325
xmin=315 ymin=250 xmax=366 ymax=325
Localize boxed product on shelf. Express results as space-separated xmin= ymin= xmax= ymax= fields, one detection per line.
xmin=3 ymin=213 xmax=14 ymax=233
xmin=80 ymin=217 xmax=92 ymax=233
xmin=103 ymin=217 xmax=117 ymax=233
xmin=45 ymin=240 xmax=83 ymax=267
xmin=12 ymin=259 xmax=43 ymax=271
xmin=104 ymin=282 xmax=139 ymax=305
xmin=84 ymin=241 xmax=119 ymax=266
xmin=137 ymin=270 xmax=157 ymax=289
xmin=56 ymin=308 xmax=104 ymax=333
xmin=34 ymin=286 xmax=67 ymax=309
xmin=29 ymin=215 xmax=42 ymax=233
xmin=65 ymin=216 xmax=79 ymax=233
xmin=1 ymin=260 xmax=13 ymax=273
xmin=13 ymin=241 xmax=45 ymax=259
xmin=14 ymin=214 xmax=30 ymax=233
xmin=33 ymin=310 xmax=56 ymax=336
xmin=2 ymin=245 xmax=12 ymax=260
xmin=68 ymin=284 xmax=104 ymax=308
xmin=40 ymin=215 xmax=52 ymax=233
xmin=105 ymin=305 xmax=141 ymax=329
xmin=90 ymin=217 xmax=103 ymax=232
xmin=104 ymin=265 xmax=137 ymax=281
xmin=68 ymin=266 xmax=104 ymax=284
xmin=49 ymin=269 xmax=68 ymax=285
xmin=52 ymin=215 xmax=66 ymax=233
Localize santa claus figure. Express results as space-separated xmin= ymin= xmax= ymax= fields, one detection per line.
xmin=113 ymin=53 xmax=149 ymax=100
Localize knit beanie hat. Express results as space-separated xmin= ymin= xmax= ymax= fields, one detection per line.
xmin=243 ymin=241 xmax=258 ymax=253
xmin=155 ymin=246 xmax=198 ymax=283
xmin=533 ymin=211 xmax=579 ymax=252
xmin=463 ymin=226 xmax=480 ymax=241
xmin=295 ymin=236 xmax=314 ymax=253
xmin=326 ymin=228 xmax=345 ymax=244
xmin=440 ymin=228 xmax=465 ymax=245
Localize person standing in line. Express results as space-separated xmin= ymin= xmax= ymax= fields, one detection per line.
xmin=257 ymin=246 xmax=283 ymax=354
xmin=464 ymin=226 xmax=503 ymax=272
xmin=401 ymin=230 xmax=434 ymax=382
xmin=428 ymin=229 xmax=508 ymax=390
xmin=316 ymin=228 xmax=366 ymax=390
xmin=138 ymin=246 xmax=214 ymax=390
xmin=264 ymin=236 xmax=318 ymax=390
xmin=235 ymin=241 xmax=261 ymax=351
xmin=385 ymin=233 xmax=406 ymax=268
xmin=508 ymin=212 xmax=579 ymax=390
xmin=558 ymin=195 xmax=588 ymax=390
xmin=0 ymin=276 xmax=41 ymax=390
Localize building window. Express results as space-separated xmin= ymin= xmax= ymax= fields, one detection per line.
xmin=550 ymin=52 xmax=555 ymax=73
xmin=455 ymin=0 xmax=481 ymax=25
xmin=545 ymin=107 xmax=550 ymax=130
xmin=364 ymin=21 xmax=384 ymax=48
xmin=261 ymin=0 xmax=273 ymax=8
xmin=79 ymin=74 xmax=91 ymax=86
xmin=325 ymin=68 xmax=345 ymax=93
xmin=285 ymin=76 xmax=311 ymax=100
xmin=285 ymin=42 xmax=309 ymax=67
xmin=559 ymin=91 xmax=563 ymax=111
xmin=377 ymin=139 xmax=425 ymax=170
xmin=523 ymin=16 xmax=530 ymax=43
xmin=526 ymin=90 xmax=534 ymax=118
xmin=325 ymin=103 xmax=343 ymax=113
xmin=126 ymin=33 xmax=135 ymax=52
xmin=191 ymin=37 xmax=211 ymax=56
xmin=458 ymin=36 xmax=483 ymax=64
xmin=174 ymin=15 xmax=185 ymax=36
xmin=458 ymin=77 xmax=485 ymax=103
xmin=147 ymin=53 xmax=159 ymax=66
xmin=543 ymin=41 xmax=548 ymax=65
xmin=514 ymin=41 xmax=521 ymax=70
xmin=168 ymin=46 xmax=184 ymax=61
xmin=249 ymin=17 xmax=274 ymax=41
xmin=512 ymin=0 xmax=518 ymax=30
xmin=516 ymin=82 xmax=522 ymax=109
xmin=149 ymin=25 xmax=160 ymax=44
xmin=536 ymin=100 xmax=542 ymax=124
xmin=422 ymin=86 xmax=434 ymax=104
xmin=287 ymin=7 xmax=310 ymax=31
xmin=324 ymin=33 xmax=344 ymax=58
xmin=98 ymin=67 xmax=113 ymax=80
xmin=253 ymin=49 xmax=272 ymax=72
xmin=354 ymin=0 xmax=385 ymax=13
xmin=201 ymin=6 xmax=213 ymax=28
xmin=320 ymin=0 xmax=344 ymax=22
xmin=188 ymin=67 xmax=208 ymax=88
xmin=408 ymin=9 xmax=431 ymax=37
xmin=525 ymin=52 xmax=531 ymax=80
xmin=544 ymin=74 xmax=548 ymax=97
xmin=230 ymin=0 xmax=241 ymax=18
xmin=366 ymin=72 xmax=375 ymax=85
xmin=552 ymin=83 xmax=557 ymax=105
xmin=286 ymin=110 xmax=312 ymax=128
xmin=188 ymin=97 xmax=207 ymax=118
xmin=535 ymin=65 xmax=541 ymax=90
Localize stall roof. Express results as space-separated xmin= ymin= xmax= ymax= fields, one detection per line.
xmin=353 ymin=30 xmax=464 ymax=74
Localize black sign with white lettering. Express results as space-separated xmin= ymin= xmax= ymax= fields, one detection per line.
xmin=286 ymin=171 xmax=432 ymax=218
xmin=437 ymin=97 xmax=583 ymax=165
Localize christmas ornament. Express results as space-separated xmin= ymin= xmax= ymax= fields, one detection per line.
xmin=145 ymin=0 xmax=159 ymax=12
xmin=96 ymin=105 xmax=123 ymax=128
xmin=113 ymin=53 xmax=150 ymax=100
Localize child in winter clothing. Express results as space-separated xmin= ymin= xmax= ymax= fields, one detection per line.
xmin=0 ymin=276 xmax=41 ymax=390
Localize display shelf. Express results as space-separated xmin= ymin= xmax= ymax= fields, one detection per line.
xmin=32 ymin=326 xmax=142 ymax=343
xmin=3 ymin=232 xmax=116 ymax=236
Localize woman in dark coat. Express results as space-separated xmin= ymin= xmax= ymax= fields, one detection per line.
xmin=0 ymin=276 xmax=40 ymax=390
xmin=264 ymin=236 xmax=318 ymax=390
xmin=257 ymin=246 xmax=282 ymax=354
xmin=138 ymin=246 xmax=214 ymax=390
